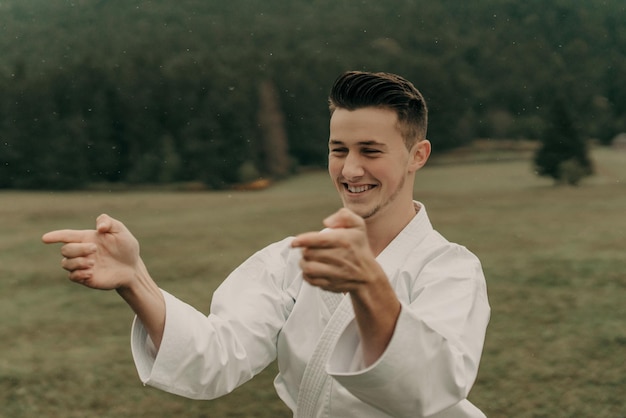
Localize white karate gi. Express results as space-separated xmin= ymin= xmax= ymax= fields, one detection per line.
xmin=131 ymin=203 xmax=490 ymax=417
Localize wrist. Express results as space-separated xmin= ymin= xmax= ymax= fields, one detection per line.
xmin=116 ymin=260 xmax=161 ymax=308
xmin=115 ymin=260 xmax=166 ymax=348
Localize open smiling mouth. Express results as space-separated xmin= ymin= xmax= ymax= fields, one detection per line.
xmin=344 ymin=184 xmax=376 ymax=193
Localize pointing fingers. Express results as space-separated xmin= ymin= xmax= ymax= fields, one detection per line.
xmin=291 ymin=230 xmax=337 ymax=249
xmin=41 ymin=229 xmax=91 ymax=245
xmin=42 ymin=213 xmax=118 ymax=245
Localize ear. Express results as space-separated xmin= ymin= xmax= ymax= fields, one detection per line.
xmin=408 ymin=139 xmax=431 ymax=173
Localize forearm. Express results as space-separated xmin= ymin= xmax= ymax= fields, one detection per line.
xmin=350 ymin=278 xmax=401 ymax=367
xmin=116 ymin=259 xmax=166 ymax=348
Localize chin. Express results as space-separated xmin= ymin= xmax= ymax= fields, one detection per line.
xmin=343 ymin=203 xmax=378 ymax=220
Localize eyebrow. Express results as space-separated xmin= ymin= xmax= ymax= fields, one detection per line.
xmin=329 ymin=139 xmax=388 ymax=147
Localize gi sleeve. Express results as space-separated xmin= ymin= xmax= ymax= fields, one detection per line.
xmin=130 ymin=238 xmax=298 ymax=400
xmin=326 ymin=245 xmax=490 ymax=417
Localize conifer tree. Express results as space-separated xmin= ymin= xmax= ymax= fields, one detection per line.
xmin=257 ymin=80 xmax=290 ymax=179
xmin=534 ymin=98 xmax=593 ymax=185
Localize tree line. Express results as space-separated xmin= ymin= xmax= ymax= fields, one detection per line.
xmin=1 ymin=0 xmax=624 ymax=189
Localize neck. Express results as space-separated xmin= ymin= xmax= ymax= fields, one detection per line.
xmin=366 ymin=200 xmax=418 ymax=256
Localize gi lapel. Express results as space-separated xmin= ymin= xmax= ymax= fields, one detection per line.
xmin=320 ymin=289 xmax=343 ymax=315
xmin=296 ymin=293 xmax=353 ymax=418
xmin=295 ymin=210 xmax=422 ymax=417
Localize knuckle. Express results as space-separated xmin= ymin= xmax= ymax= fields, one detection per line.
xmin=301 ymin=264 xmax=314 ymax=276
xmin=70 ymin=270 xmax=90 ymax=283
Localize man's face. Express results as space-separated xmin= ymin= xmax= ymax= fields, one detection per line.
xmin=328 ymin=107 xmax=419 ymax=222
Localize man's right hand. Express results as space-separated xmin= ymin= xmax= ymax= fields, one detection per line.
xmin=42 ymin=214 xmax=141 ymax=290
xmin=43 ymin=214 xmax=166 ymax=347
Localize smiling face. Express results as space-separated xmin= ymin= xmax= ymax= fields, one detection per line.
xmin=328 ymin=107 xmax=430 ymax=225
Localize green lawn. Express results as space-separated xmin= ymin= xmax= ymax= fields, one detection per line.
xmin=1 ymin=147 xmax=625 ymax=417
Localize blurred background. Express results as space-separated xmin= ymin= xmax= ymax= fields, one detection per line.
xmin=1 ymin=0 xmax=625 ymax=190
xmin=2 ymin=1 xmax=626 ymax=417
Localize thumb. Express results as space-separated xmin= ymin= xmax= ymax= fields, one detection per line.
xmin=323 ymin=208 xmax=365 ymax=230
xmin=96 ymin=213 xmax=121 ymax=234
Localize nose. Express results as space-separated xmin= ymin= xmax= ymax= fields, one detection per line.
xmin=341 ymin=152 xmax=365 ymax=180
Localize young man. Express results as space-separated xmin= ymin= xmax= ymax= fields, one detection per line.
xmin=43 ymin=71 xmax=490 ymax=417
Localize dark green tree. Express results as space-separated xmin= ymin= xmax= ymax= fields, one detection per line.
xmin=257 ymin=79 xmax=291 ymax=179
xmin=534 ymin=98 xmax=593 ymax=186
xmin=1 ymin=0 xmax=625 ymax=189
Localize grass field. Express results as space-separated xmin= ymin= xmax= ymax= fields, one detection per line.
xmin=1 ymin=147 xmax=625 ymax=417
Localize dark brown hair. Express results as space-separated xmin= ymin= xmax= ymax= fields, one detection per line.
xmin=328 ymin=71 xmax=428 ymax=148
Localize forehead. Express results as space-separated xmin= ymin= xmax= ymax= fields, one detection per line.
xmin=329 ymin=107 xmax=403 ymax=145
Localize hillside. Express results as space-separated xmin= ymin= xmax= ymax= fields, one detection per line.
xmin=1 ymin=0 xmax=625 ymax=188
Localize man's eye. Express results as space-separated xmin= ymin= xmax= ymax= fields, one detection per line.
xmin=330 ymin=148 xmax=347 ymax=154
xmin=363 ymin=149 xmax=381 ymax=154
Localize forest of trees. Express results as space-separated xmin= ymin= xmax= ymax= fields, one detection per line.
xmin=1 ymin=0 xmax=625 ymax=189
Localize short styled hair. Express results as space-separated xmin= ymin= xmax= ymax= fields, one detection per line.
xmin=328 ymin=71 xmax=428 ymax=148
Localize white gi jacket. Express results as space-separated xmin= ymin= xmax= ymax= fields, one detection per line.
xmin=131 ymin=203 xmax=490 ymax=417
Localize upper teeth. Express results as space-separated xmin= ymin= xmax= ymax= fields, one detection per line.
xmin=348 ymin=185 xmax=371 ymax=193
